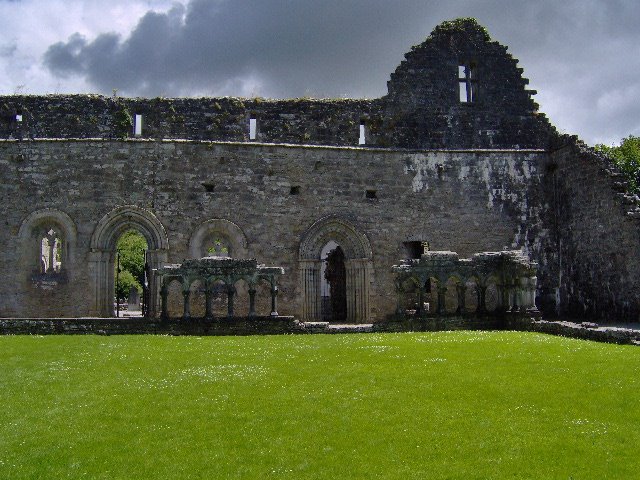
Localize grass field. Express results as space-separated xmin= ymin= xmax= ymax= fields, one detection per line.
xmin=1 ymin=332 xmax=639 ymax=479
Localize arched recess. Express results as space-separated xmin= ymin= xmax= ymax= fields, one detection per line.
xmin=188 ymin=219 xmax=249 ymax=259
xmin=89 ymin=205 xmax=169 ymax=317
xmin=18 ymin=209 xmax=78 ymax=278
xmin=299 ymin=215 xmax=373 ymax=323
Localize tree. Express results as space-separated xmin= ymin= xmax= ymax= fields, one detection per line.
xmin=114 ymin=230 xmax=147 ymax=302
xmin=116 ymin=230 xmax=148 ymax=287
xmin=595 ymin=135 xmax=640 ymax=195
xmin=115 ymin=269 xmax=140 ymax=302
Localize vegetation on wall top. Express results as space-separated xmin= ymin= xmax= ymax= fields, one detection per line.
xmin=595 ymin=135 xmax=640 ymax=195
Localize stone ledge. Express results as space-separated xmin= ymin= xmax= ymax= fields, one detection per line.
xmin=0 ymin=316 xmax=305 ymax=336
xmin=507 ymin=318 xmax=640 ymax=346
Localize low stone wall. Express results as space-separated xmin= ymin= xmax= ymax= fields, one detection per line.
xmin=507 ymin=317 xmax=640 ymax=346
xmin=373 ymin=314 xmax=505 ymax=333
xmin=0 ymin=316 xmax=304 ymax=336
xmin=3 ymin=316 xmax=639 ymax=346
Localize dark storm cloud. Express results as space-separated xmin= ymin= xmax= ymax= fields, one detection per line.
xmin=42 ymin=0 xmax=640 ymax=142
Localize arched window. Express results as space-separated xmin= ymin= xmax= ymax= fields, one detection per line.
xmin=40 ymin=227 xmax=63 ymax=273
xmin=189 ymin=219 xmax=248 ymax=260
xmin=19 ymin=209 xmax=77 ymax=284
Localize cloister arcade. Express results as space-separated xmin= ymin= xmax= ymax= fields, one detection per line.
xmin=392 ymin=250 xmax=538 ymax=317
xmin=156 ymin=257 xmax=284 ymax=320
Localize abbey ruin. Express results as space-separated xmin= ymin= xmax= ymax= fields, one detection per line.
xmin=1 ymin=19 xmax=639 ymax=326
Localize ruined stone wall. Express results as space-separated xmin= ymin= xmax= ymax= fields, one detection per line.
xmin=542 ymin=137 xmax=640 ymax=321
xmin=0 ymin=139 xmax=546 ymax=319
xmin=0 ymin=95 xmax=380 ymax=147
xmin=0 ymin=20 xmax=552 ymax=151
xmin=383 ymin=19 xmax=551 ymax=149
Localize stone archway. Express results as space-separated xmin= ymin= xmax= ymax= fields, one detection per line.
xmin=299 ymin=215 xmax=373 ymax=323
xmin=18 ymin=209 xmax=78 ymax=278
xmin=89 ymin=205 xmax=169 ymax=317
xmin=188 ymin=218 xmax=249 ymax=259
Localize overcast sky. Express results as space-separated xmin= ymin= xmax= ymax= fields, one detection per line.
xmin=1 ymin=0 xmax=638 ymax=146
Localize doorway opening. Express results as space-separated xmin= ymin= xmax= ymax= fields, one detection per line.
xmin=320 ymin=241 xmax=347 ymax=322
xmin=114 ymin=229 xmax=148 ymax=317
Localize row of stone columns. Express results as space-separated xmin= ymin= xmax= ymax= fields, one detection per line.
xmin=159 ymin=280 xmax=279 ymax=320
xmin=397 ymin=276 xmax=537 ymax=316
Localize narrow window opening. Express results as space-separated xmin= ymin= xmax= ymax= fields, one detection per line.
xmin=290 ymin=186 xmax=301 ymax=195
xmin=366 ymin=189 xmax=377 ymax=200
xmin=459 ymin=63 xmax=477 ymax=103
xmin=202 ymin=182 xmax=215 ymax=193
xmin=16 ymin=114 xmax=23 ymax=122
xmin=134 ymin=114 xmax=142 ymax=136
xmin=249 ymin=118 xmax=257 ymax=140
xmin=40 ymin=228 xmax=62 ymax=273
xmin=358 ymin=123 xmax=366 ymax=145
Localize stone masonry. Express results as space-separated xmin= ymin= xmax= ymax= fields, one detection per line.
xmin=0 ymin=18 xmax=638 ymax=323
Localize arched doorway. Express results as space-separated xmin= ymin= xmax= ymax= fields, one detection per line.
xmin=114 ymin=229 xmax=148 ymax=317
xmin=321 ymin=242 xmax=347 ymax=322
xmin=89 ymin=206 xmax=169 ymax=317
xmin=299 ymin=215 xmax=372 ymax=323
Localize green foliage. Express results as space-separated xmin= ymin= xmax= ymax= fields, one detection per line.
xmin=1 ymin=332 xmax=640 ymax=479
xmin=113 ymin=105 xmax=133 ymax=139
xmin=207 ymin=238 xmax=229 ymax=256
xmin=432 ymin=18 xmax=490 ymax=41
xmin=595 ymin=136 xmax=640 ymax=194
xmin=114 ymin=268 xmax=140 ymax=301
xmin=116 ymin=230 xmax=147 ymax=287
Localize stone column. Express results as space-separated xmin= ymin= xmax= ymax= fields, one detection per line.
xmin=395 ymin=280 xmax=404 ymax=315
xmin=416 ymin=281 xmax=425 ymax=316
xmin=46 ymin=233 xmax=56 ymax=273
xmin=345 ymin=258 xmax=370 ymax=324
xmin=88 ymin=249 xmax=112 ymax=317
xmin=205 ymin=287 xmax=213 ymax=320
xmin=437 ymin=286 xmax=447 ymax=315
xmin=145 ymin=248 xmax=168 ymax=318
xmin=521 ymin=276 xmax=538 ymax=311
xmin=456 ymin=284 xmax=466 ymax=314
xmin=270 ymin=281 xmax=279 ymax=317
xmin=160 ymin=283 xmax=169 ymax=320
xmin=300 ymin=260 xmax=321 ymax=321
xmin=476 ymin=285 xmax=487 ymax=314
xmin=227 ymin=286 xmax=235 ymax=318
xmin=248 ymin=288 xmax=257 ymax=318
xmin=182 ymin=288 xmax=191 ymax=321
xmin=511 ymin=279 xmax=521 ymax=312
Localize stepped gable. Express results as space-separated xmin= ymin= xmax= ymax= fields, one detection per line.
xmin=381 ymin=18 xmax=553 ymax=149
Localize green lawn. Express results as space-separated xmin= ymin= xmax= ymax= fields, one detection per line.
xmin=1 ymin=332 xmax=638 ymax=479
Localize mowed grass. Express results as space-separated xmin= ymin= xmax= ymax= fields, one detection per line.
xmin=1 ymin=332 xmax=639 ymax=479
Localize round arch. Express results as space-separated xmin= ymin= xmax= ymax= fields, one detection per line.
xmin=298 ymin=215 xmax=373 ymax=323
xmin=188 ymin=218 xmax=248 ymax=259
xmin=18 ymin=208 xmax=78 ymax=276
xmin=299 ymin=215 xmax=372 ymax=260
xmin=89 ymin=205 xmax=169 ymax=317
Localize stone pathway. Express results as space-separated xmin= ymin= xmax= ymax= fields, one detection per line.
xmin=302 ymin=322 xmax=374 ymax=334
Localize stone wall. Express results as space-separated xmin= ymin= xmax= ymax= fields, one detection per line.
xmin=541 ymin=136 xmax=640 ymax=321
xmin=0 ymin=19 xmax=552 ymax=150
xmin=0 ymin=139 xmax=546 ymax=320
xmin=0 ymin=316 xmax=304 ymax=336
xmin=0 ymin=18 xmax=638 ymax=323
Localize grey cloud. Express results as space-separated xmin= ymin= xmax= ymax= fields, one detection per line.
xmin=41 ymin=0 xmax=640 ymax=143
xmin=0 ymin=42 xmax=17 ymax=58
